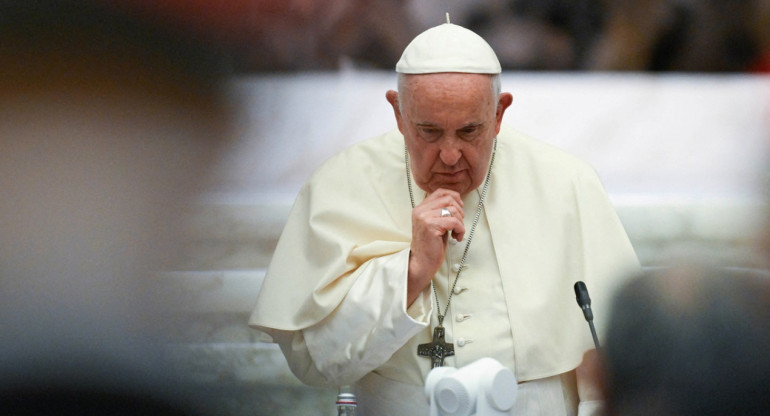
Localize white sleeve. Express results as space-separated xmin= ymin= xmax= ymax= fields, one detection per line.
xmin=577 ymin=400 xmax=605 ymax=416
xmin=269 ymin=248 xmax=433 ymax=387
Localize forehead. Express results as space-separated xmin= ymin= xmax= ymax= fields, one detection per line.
xmin=403 ymin=73 xmax=493 ymax=100
xmin=401 ymin=73 xmax=495 ymax=120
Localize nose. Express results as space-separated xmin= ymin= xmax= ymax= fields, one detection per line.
xmin=439 ymin=141 xmax=462 ymax=166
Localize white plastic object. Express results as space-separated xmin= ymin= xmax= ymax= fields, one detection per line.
xmin=425 ymin=357 xmax=517 ymax=416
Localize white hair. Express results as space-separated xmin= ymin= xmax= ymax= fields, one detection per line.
xmin=396 ymin=73 xmax=502 ymax=114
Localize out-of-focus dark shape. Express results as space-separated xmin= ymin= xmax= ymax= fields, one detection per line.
xmin=602 ymin=265 xmax=770 ymax=415
xmin=0 ymin=0 xmax=237 ymax=414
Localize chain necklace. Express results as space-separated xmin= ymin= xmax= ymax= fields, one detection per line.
xmin=406 ymin=138 xmax=496 ymax=367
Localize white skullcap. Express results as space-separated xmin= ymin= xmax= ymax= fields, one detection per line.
xmin=396 ymin=22 xmax=501 ymax=74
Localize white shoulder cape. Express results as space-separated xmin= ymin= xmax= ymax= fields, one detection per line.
xmin=250 ymin=125 xmax=639 ymax=381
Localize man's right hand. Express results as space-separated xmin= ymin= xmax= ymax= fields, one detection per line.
xmin=406 ymin=188 xmax=465 ymax=306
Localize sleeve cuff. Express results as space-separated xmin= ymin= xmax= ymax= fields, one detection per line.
xmin=577 ymin=400 xmax=605 ymax=416
xmin=302 ymin=248 xmax=429 ymax=383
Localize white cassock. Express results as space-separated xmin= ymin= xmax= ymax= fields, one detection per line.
xmin=249 ymin=124 xmax=640 ymax=415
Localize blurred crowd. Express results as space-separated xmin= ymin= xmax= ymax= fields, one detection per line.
xmin=461 ymin=0 xmax=770 ymax=72
xmin=129 ymin=0 xmax=770 ymax=72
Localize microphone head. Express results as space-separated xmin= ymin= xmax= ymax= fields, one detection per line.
xmin=574 ymin=281 xmax=591 ymax=307
xmin=574 ymin=281 xmax=594 ymax=322
xmin=573 ymin=281 xmax=584 ymax=294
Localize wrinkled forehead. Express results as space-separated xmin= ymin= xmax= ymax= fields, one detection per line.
xmin=400 ymin=73 xmax=497 ymax=106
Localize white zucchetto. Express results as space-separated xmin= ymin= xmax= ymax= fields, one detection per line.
xmin=395 ymin=22 xmax=501 ymax=74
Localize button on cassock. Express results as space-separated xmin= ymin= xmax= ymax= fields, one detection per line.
xmin=456 ymin=337 xmax=473 ymax=347
xmin=456 ymin=313 xmax=471 ymax=322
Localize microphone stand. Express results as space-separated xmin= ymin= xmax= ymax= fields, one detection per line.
xmin=587 ymin=316 xmax=600 ymax=351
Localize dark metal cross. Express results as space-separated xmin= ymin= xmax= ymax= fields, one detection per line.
xmin=417 ymin=326 xmax=454 ymax=368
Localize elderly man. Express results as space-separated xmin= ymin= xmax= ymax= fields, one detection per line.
xmin=250 ymin=20 xmax=639 ymax=415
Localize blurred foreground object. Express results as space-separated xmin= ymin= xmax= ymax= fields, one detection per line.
xmin=602 ymin=265 xmax=770 ymax=415
xmin=0 ymin=0 xmax=236 ymax=414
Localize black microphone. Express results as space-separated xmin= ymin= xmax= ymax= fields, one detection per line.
xmin=574 ymin=281 xmax=601 ymax=350
xmin=574 ymin=281 xmax=593 ymax=321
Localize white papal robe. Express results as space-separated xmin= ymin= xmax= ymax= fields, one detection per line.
xmin=249 ymin=125 xmax=640 ymax=415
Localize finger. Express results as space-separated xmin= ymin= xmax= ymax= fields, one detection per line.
xmin=426 ymin=197 xmax=464 ymax=221
xmin=426 ymin=188 xmax=463 ymax=208
xmin=451 ymin=225 xmax=465 ymax=242
xmin=440 ymin=217 xmax=465 ymax=241
xmin=414 ymin=201 xmax=464 ymax=223
xmin=437 ymin=205 xmax=465 ymax=220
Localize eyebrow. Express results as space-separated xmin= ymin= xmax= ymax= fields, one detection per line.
xmin=414 ymin=122 xmax=485 ymax=128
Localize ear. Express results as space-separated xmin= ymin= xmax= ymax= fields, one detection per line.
xmin=385 ymin=90 xmax=405 ymax=133
xmin=494 ymin=92 xmax=513 ymax=134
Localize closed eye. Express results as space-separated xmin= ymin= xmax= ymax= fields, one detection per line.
xmin=417 ymin=125 xmax=441 ymax=142
xmin=458 ymin=124 xmax=483 ymax=140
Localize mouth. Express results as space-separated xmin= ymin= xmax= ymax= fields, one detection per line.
xmin=432 ymin=170 xmax=469 ymax=186
xmin=435 ymin=170 xmax=465 ymax=179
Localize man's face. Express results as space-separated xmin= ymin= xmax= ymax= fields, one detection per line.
xmin=389 ymin=73 xmax=510 ymax=196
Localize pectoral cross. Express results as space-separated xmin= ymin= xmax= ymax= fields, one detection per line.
xmin=418 ymin=325 xmax=454 ymax=368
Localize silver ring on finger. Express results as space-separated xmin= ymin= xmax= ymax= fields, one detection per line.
xmin=440 ymin=207 xmax=452 ymax=217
